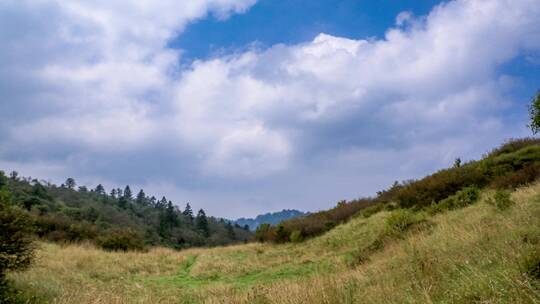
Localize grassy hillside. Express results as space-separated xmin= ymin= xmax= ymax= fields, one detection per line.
xmin=9 ymin=180 xmax=540 ymax=303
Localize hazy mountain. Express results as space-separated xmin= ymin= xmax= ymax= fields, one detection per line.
xmin=235 ymin=209 xmax=308 ymax=231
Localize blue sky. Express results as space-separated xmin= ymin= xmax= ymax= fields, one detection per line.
xmin=173 ymin=0 xmax=443 ymax=61
xmin=0 ymin=0 xmax=539 ymax=218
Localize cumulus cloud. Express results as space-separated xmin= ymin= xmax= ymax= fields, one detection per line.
xmin=1 ymin=0 xmax=539 ymax=217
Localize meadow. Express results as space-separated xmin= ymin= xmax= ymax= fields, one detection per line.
xmin=8 ymin=182 xmax=540 ymax=303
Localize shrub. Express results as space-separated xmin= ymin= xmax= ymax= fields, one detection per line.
xmin=33 ymin=214 xmax=98 ymax=243
xmin=274 ymin=224 xmax=289 ymax=243
xmin=486 ymin=190 xmax=514 ymax=210
xmin=290 ymin=230 xmax=303 ymax=243
xmin=96 ymin=229 xmax=146 ymax=252
xmin=0 ymin=177 xmax=35 ymax=303
xmin=487 ymin=138 xmax=540 ymax=157
xmin=254 ymin=224 xmax=274 ymax=242
xmin=426 ymin=186 xmax=480 ymax=214
xmin=490 ymin=163 xmax=540 ymax=189
xmin=0 ymin=204 xmax=34 ymax=279
xmin=384 ymin=210 xmax=425 ymax=237
xmin=360 ymin=204 xmax=385 ymax=218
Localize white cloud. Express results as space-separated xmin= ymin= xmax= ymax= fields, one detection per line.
xmin=1 ymin=0 xmax=539 ymax=216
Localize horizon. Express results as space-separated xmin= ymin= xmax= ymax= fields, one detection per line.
xmin=1 ymin=0 xmax=540 ymax=218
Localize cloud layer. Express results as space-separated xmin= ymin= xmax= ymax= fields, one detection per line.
xmin=1 ymin=0 xmax=539 ymax=217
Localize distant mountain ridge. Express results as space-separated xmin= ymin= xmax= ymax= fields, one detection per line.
xmin=235 ymin=209 xmax=308 ymax=231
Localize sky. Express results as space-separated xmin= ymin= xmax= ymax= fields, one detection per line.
xmin=0 ymin=0 xmax=539 ymax=218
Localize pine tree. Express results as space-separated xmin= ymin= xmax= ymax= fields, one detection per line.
xmin=166 ymin=201 xmax=178 ymax=227
xmin=149 ymin=196 xmax=157 ymax=207
xmin=136 ymin=189 xmax=146 ymax=205
xmin=94 ymin=184 xmax=105 ymax=195
xmin=196 ymin=209 xmax=209 ymax=237
xmin=157 ymin=196 xmax=167 ymax=209
xmin=123 ymin=185 xmax=132 ymax=200
xmin=183 ymin=203 xmax=194 ymax=223
xmin=110 ymin=189 xmax=116 ymax=199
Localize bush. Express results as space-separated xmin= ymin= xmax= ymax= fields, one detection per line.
xmin=426 ymin=186 xmax=480 ymax=214
xmin=96 ymin=229 xmax=146 ymax=252
xmin=486 ymin=190 xmax=514 ymax=210
xmin=384 ymin=210 xmax=425 ymax=237
xmin=0 ymin=172 xmax=35 ymax=303
xmin=360 ymin=204 xmax=385 ymax=218
xmin=487 ymin=138 xmax=540 ymax=158
xmin=290 ymin=230 xmax=303 ymax=243
xmin=490 ymin=163 xmax=540 ymax=189
xmin=0 ymin=204 xmax=34 ymax=279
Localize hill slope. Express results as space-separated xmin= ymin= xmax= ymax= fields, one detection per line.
xmin=235 ymin=209 xmax=308 ymax=231
xmin=10 ymin=181 xmax=540 ymax=303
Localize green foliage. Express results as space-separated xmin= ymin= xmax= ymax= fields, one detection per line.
xmin=384 ymin=209 xmax=426 ymax=237
xmin=196 ymin=209 xmax=209 ymax=238
xmin=64 ymin=178 xmax=76 ymax=190
xmin=0 ymin=172 xmax=35 ymax=302
xmin=486 ymin=190 xmax=514 ymax=210
xmin=274 ymin=224 xmax=289 ymax=243
xmin=96 ymin=228 xmax=146 ymax=252
xmin=490 ymin=162 xmax=540 ymax=189
xmin=527 ymin=90 xmax=540 ymax=134
xmin=426 ymin=186 xmax=480 ymax=214
xmin=255 ymin=224 xmax=273 ymax=242
xmin=289 ymin=230 xmax=303 ymax=243
xmin=360 ymin=203 xmax=385 ymax=218
xmin=2 ymin=171 xmax=252 ymax=251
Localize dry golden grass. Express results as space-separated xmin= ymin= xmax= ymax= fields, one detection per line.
xmin=9 ymin=183 xmax=540 ymax=303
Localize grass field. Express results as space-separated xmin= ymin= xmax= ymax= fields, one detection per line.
xmin=9 ymin=183 xmax=540 ymax=303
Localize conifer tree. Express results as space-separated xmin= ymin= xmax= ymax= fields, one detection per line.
xmin=123 ymin=185 xmax=132 ymax=200
xmin=94 ymin=184 xmax=105 ymax=195
xmin=110 ymin=189 xmax=117 ymax=199
xmin=196 ymin=209 xmax=209 ymax=237
xmin=183 ymin=203 xmax=194 ymax=223
xmin=136 ymin=189 xmax=146 ymax=205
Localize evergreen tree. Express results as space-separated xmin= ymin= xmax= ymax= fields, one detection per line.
xmin=183 ymin=203 xmax=194 ymax=223
xmin=118 ymin=196 xmax=128 ymax=209
xmin=136 ymin=189 xmax=146 ymax=205
xmin=110 ymin=189 xmax=117 ymax=199
xmin=94 ymin=184 xmax=105 ymax=195
xmin=123 ymin=185 xmax=132 ymax=200
xmin=166 ymin=201 xmax=178 ymax=227
xmin=157 ymin=196 xmax=167 ymax=209
xmin=196 ymin=209 xmax=209 ymax=237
